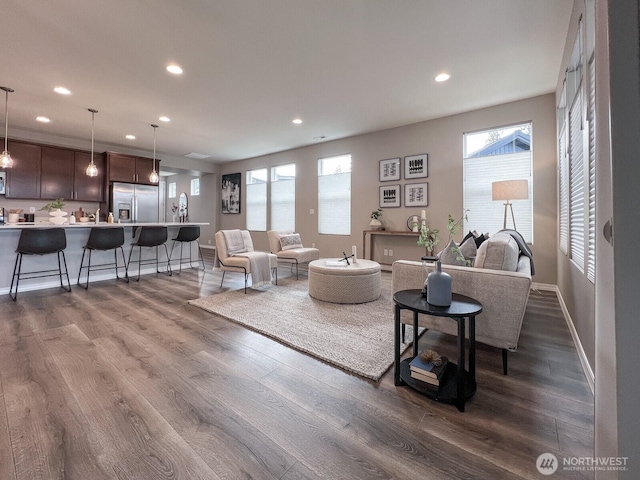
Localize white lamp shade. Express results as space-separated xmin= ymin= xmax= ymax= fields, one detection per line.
xmin=492 ymin=179 xmax=529 ymax=201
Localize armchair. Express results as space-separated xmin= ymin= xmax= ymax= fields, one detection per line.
xmin=267 ymin=229 xmax=320 ymax=279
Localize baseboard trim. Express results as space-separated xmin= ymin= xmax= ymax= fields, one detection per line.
xmin=553 ymin=285 xmax=595 ymax=395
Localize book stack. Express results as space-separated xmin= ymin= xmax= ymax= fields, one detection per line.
xmin=409 ymin=355 xmax=449 ymax=387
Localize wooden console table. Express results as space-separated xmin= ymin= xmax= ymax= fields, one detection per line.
xmin=362 ymin=229 xmax=423 ymax=265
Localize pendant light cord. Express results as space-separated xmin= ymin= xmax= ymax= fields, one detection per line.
xmin=3 ymin=89 xmax=9 ymax=152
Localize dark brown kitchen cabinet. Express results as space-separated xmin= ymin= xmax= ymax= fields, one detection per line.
xmin=4 ymin=140 xmax=41 ymax=199
xmin=107 ymin=152 xmax=157 ymax=185
xmin=74 ymin=151 xmax=104 ymax=201
xmin=40 ymin=146 xmax=105 ymax=202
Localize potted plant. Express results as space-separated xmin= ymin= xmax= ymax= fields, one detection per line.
xmin=369 ymin=208 xmax=383 ymax=230
xmin=40 ymin=198 xmax=66 ymax=212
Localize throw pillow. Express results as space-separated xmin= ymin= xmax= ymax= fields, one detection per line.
xmin=462 ymin=230 xmax=476 ymax=245
xmin=459 ymin=236 xmax=478 ymax=261
xmin=474 ymin=233 xmax=519 ymax=271
xmin=474 ymin=233 xmax=488 ymax=248
xmin=280 ymin=233 xmax=303 ymax=251
xmin=439 ymin=239 xmax=467 ymax=266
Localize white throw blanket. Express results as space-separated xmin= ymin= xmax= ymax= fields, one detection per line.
xmin=237 ymin=251 xmax=272 ymax=288
xmin=223 ymin=229 xmax=247 ymax=255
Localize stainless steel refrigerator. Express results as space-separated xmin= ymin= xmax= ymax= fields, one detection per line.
xmin=110 ymin=182 xmax=159 ymax=223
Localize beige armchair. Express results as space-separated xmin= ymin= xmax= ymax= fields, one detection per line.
xmin=267 ymin=229 xmax=320 ymax=279
xmin=215 ymin=230 xmax=277 ymax=293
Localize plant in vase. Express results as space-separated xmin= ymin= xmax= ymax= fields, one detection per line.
xmin=369 ymin=208 xmax=383 ymax=230
xmin=40 ymin=198 xmax=66 ymax=212
xmin=419 ymin=209 xmax=469 ymax=306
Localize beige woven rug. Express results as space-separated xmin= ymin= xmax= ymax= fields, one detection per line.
xmin=188 ymin=273 xmax=419 ymax=381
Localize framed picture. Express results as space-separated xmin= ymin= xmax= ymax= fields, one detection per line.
xmin=404 ymin=182 xmax=428 ymax=207
xmin=379 ymin=157 xmax=401 ymax=181
xmin=404 ymin=153 xmax=428 ymax=179
xmin=221 ymin=173 xmax=241 ymax=214
xmin=379 ymin=184 xmax=401 ymax=208
xmin=0 ymin=171 xmax=5 ymax=195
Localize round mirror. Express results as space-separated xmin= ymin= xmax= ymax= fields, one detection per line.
xmin=178 ymin=192 xmax=188 ymax=221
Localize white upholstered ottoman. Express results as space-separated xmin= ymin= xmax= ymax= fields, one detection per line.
xmin=308 ymin=258 xmax=382 ymax=304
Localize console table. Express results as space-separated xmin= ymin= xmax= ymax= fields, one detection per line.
xmin=393 ymin=289 xmax=483 ymax=412
xmin=362 ymin=230 xmax=423 ymax=265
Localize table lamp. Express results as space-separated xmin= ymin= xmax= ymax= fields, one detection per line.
xmin=492 ymin=179 xmax=529 ymax=230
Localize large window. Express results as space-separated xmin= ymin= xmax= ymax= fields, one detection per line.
xmin=190 ymin=178 xmax=200 ymax=196
xmin=463 ymin=123 xmax=533 ymax=243
xmin=271 ymin=164 xmax=295 ymax=231
xmin=318 ymin=154 xmax=351 ymax=235
xmin=246 ymin=168 xmax=267 ymax=231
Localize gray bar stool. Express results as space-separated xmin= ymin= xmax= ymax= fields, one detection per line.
xmin=9 ymin=228 xmax=72 ymax=300
xmin=169 ymin=225 xmax=205 ymax=274
xmin=77 ymin=226 xmax=128 ymax=288
xmin=126 ymin=226 xmax=172 ymax=281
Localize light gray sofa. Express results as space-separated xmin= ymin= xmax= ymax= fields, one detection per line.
xmin=392 ymin=233 xmax=532 ymax=374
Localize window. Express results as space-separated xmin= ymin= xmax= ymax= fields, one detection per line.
xmin=246 ymin=168 xmax=267 ymax=231
xmin=463 ymin=123 xmax=533 ymax=243
xmin=318 ymin=154 xmax=351 ymax=235
xmin=168 ymin=182 xmax=176 ymax=198
xmin=190 ymin=178 xmax=200 ymax=196
xmin=271 ymin=163 xmax=295 ymax=231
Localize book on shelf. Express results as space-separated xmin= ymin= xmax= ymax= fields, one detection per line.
xmin=409 ymin=355 xmax=449 ymax=380
xmin=410 ymin=369 xmax=441 ymax=387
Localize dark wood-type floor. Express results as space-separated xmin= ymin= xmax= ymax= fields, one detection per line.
xmin=0 ymin=251 xmax=594 ymax=479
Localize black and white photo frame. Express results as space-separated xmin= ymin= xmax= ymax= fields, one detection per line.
xmin=379 ymin=157 xmax=401 ymax=181
xmin=379 ymin=184 xmax=401 ymax=208
xmin=404 ymin=153 xmax=428 ymax=179
xmin=221 ymin=172 xmax=241 ymax=214
xmin=404 ymin=182 xmax=428 ymax=207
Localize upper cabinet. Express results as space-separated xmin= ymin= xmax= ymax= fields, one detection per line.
xmin=4 ymin=140 xmax=41 ymax=199
xmin=40 ymin=146 xmax=105 ymax=202
xmin=74 ymin=151 xmax=105 ymax=202
xmin=107 ymin=152 xmax=157 ymax=185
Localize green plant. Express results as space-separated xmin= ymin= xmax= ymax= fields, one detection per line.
xmin=370 ymin=208 xmax=383 ymax=220
xmin=40 ymin=198 xmax=66 ymax=212
xmin=417 ymin=209 xmax=469 ymax=261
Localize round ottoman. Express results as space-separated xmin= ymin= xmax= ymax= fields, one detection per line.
xmin=308 ymin=258 xmax=382 ymax=304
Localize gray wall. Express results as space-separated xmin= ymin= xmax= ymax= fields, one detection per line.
xmin=219 ymin=94 xmax=558 ymax=285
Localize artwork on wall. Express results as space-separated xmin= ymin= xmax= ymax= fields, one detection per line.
xmin=379 ymin=184 xmax=401 ymax=208
xmin=0 ymin=171 xmax=5 ymax=195
xmin=404 ymin=153 xmax=428 ymax=179
xmin=379 ymin=157 xmax=401 ymax=181
xmin=405 ymin=182 xmax=428 ymax=207
xmin=221 ymin=173 xmax=241 ymax=214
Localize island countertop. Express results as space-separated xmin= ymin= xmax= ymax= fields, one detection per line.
xmin=0 ymin=221 xmax=208 ymax=229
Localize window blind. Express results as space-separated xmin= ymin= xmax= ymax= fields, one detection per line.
xmin=587 ymin=55 xmax=596 ymax=282
xmin=569 ymin=89 xmax=585 ymax=271
xmin=246 ymin=168 xmax=267 ymax=231
xmin=318 ymin=155 xmax=351 ymax=235
xmin=558 ymin=124 xmax=569 ymax=255
xmin=271 ymin=165 xmax=295 ymax=231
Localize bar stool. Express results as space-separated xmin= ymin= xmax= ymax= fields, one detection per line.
xmin=169 ymin=225 xmax=205 ymax=274
xmin=77 ymin=226 xmax=128 ymax=289
xmin=126 ymin=226 xmax=172 ymax=281
xmin=9 ymin=228 xmax=72 ymax=300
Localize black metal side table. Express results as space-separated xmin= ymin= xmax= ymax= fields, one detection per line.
xmin=393 ymin=289 xmax=483 ymax=412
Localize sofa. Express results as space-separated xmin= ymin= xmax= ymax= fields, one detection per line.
xmin=392 ymin=232 xmax=532 ymax=374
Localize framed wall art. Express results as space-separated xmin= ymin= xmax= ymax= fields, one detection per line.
xmin=404 ymin=182 xmax=428 ymax=207
xmin=379 ymin=184 xmax=401 ymax=208
xmin=379 ymin=157 xmax=401 ymax=181
xmin=404 ymin=153 xmax=428 ymax=179
xmin=221 ymin=172 xmax=241 ymax=214
xmin=0 ymin=171 xmax=5 ymax=195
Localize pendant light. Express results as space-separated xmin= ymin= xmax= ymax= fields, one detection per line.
xmin=86 ymin=108 xmax=99 ymax=177
xmin=0 ymin=86 xmax=15 ymax=169
xmin=149 ymin=124 xmax=159 ymax=183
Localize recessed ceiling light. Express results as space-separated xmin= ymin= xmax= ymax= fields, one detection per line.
xmin=159 ymin=116 xmax=170 ymax=122
xmin=53 ymin=86 xmax=71 ymax=95
xmin=434 ymin=73 xmax=451 ymax=82
xmin=292 ymin=118 xmax=303 ymax=124
xmin=125 ymin=134 xmax=136 ymax=140
xmin=166 ymin=64 xmax=183 ymax=75
xmin=36 ymin=116 xmax=51 ymax=123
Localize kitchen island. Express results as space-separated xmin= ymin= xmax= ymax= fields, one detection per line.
xmin=0 ymin=222 xmax=209 ymax=296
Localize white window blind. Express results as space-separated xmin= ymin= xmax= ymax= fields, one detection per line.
xmin=463 ymin=152 xmax=533 ymax=243
xmin=587 ymin=55 xmax=596 ymax=283
xmin=168 ymin=182 xmax=176 ymax=198
xmin=271 ymin=164 xmax=296 ymax=231
xmin=246 ymin=168 xmax=267 ymax=231
xmin=318 ymin=154 xmax=351 ymax=235
xmin=558 ymin=124 xmax=569 ymax=255
xmin=190 ymin=178 xmax=200 ymax=196
xmin=569 ymin=90 xmax=585 ymax=271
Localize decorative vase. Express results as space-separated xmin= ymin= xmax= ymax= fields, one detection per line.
xmin=49 ymin=208 xmax=68 ymax=225
xmin=369 ymin=218 xmax=382 ymax=230
xmin=426 ymin=260 xmax=452 ymax=307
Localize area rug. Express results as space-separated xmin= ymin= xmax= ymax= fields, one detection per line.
xmin=188 ymin=273 xmax=420 ymax=381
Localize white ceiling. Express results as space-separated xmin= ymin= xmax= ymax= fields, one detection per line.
xmin=1 ymin=0 xmax=572 ymax=165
